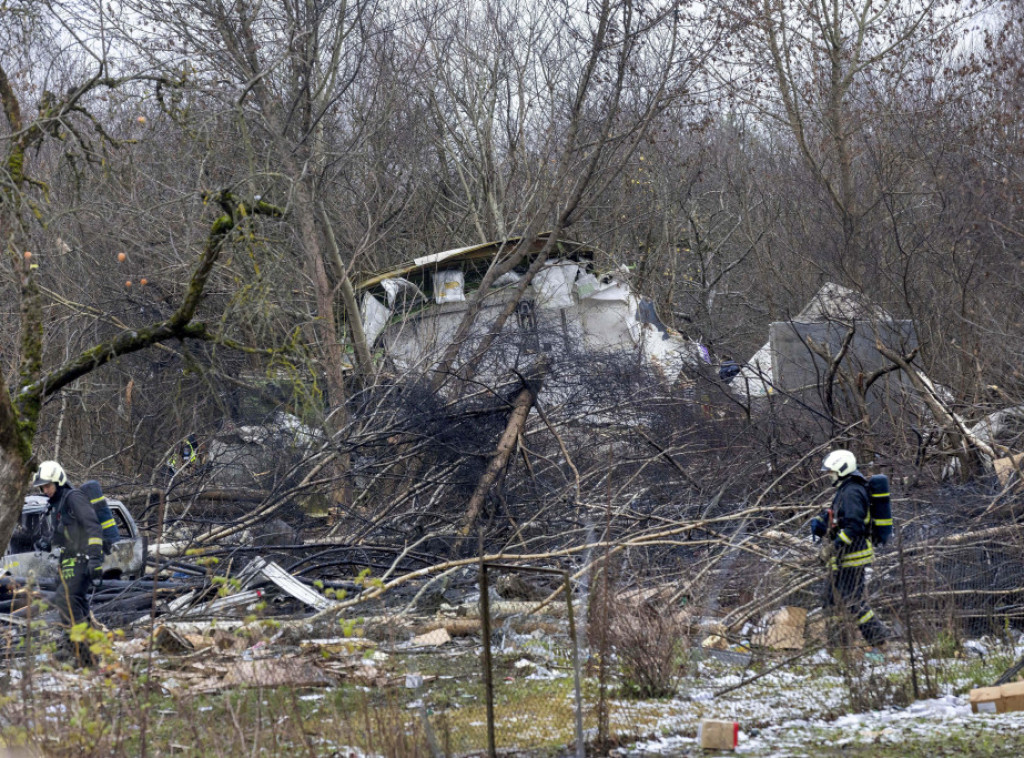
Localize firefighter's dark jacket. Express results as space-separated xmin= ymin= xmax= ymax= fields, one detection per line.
xmin=829 ymin=473 xmax=873 ymax=568
xmin=48 ymin=484 xmax=104 ymax=562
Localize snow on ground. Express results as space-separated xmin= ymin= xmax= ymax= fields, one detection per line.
xmin=736 ymin=696 xmax=1024 ymax=756
xmin=612 ymin=647 xmax=1024 ymax=756
xmin=629 ymin=697 xmax=1024 ymax=757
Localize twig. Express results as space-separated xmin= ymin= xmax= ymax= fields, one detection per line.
xmin=713 ymin=642 xmax=826 ymax=698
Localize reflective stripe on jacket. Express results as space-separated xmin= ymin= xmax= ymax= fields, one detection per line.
xmin=830 ymin=473 xmax=873 ymax=569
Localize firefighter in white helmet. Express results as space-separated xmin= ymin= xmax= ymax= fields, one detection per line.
xmin=810 ymin=450 xmax=888 ymax=648
xmin=32 ymin=460 xmax=104 ymax=665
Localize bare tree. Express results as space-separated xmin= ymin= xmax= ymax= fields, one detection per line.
xmin=728 ymin=0 xmax=971 ymax=279
xmin=0 ymin=3 xmax=291 ymax=552
xmin=417 ymin=0 xmax=721 ymax=388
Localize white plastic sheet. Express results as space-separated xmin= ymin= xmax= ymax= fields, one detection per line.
xmin=584 ymin=281 xmax=630 ymax=302
xmin=381 ymin=277 xmax=425 ymax=308
xmin=532 ymin=262 xmax=578 ymax=309
xmin=575 ymin=272 xmax=601 ymax=299
xmin=432 ymin=269 xmax=465 ymax=303
xmin=361 ymin=292 xmax=391 ymax=347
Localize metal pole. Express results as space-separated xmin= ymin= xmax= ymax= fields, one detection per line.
xmin=564 ymin=571 xmax=585 ymax=758
xmin=140 ymin=489 xmax=166 ymax=758
xmin=480 ymin=560 xmax=496 ymax=758
xmin=478 ymin=562 xmax=584 ymax=755
xmin=897 ymin=522 xmax=920 ymax=699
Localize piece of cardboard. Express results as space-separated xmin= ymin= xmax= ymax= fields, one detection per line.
xmin=969 ymin=686 xmax=1003 ymax=714
xmin=411 ymin=627 xmax=451 ymax=647
xmin=993 ymin=452 xmax=1024 ymax=487
xmin=999 ymin=681 xmax=1024 ymax=713
xmin=701 ymin=634 xmax=730 ymax=651
xmin=221 ymin=659 xmax=335 ymax=688
xmin=698 ymin=719 xmax=738 ymax=750
xmin=754 ymin=606 xmax=807 ymax=650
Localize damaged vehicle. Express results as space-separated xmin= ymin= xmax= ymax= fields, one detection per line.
xmin=1 ymin=495 xmax=147 ymax=581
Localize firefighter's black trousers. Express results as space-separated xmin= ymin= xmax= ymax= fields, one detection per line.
xmin=823 ymin=565 xmax=887 ymax=646
xmin=51 ymin=555 xmax=92 ymax=629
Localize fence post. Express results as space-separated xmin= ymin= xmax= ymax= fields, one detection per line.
xmin=480 ymin=560 xmax=496 ymax=758
xmin=564 ymin=571 xmax=585 ymax=758
xmin=897 ymin=521 xmax=920 ymax=699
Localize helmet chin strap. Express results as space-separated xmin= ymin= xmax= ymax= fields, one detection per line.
xmin=828 ymin=471 xmax=840 ymax=485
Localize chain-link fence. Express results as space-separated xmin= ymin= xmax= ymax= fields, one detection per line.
xmin=475 ymin=563 xmax=584 ymax=758
xmin=416 ymin=501 xmax=1024 ymax=755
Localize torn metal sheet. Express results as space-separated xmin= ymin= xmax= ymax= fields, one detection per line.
xmin=179 ymin=589 xmax=265 ymax=618
xmin=492 ymin=271 xmax=522 ymax=288
xmin=245 ymin=556 xmax=338 ymax=611
xmin=730 ymin=343 xmax=774 ymax=398
xmin=234 ymin=556 xmax=267 ymax=589
xmin=969 ymin=406 xmax=1024 ymax=448
xmin=582 ymin=280 xmax=630 ymax=302
xmin=151 ymin=620 xmax=247 ymax=636
xmin=380 ymin=277 xmax=426 ymax=307
xmin=414 ymin=243 xmax=482 ymax=269
xmin=358 ymin=234 xmax=592 ymax=290
xmin=166 ymin=589 xmax=197 ymax=614
xmin=0 ymin=613 xmax=28 ymax=627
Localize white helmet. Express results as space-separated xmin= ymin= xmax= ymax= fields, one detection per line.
xmin=821 ymin=449 xmax=857 ymax=483
xmin=31 ymin=460 xmax=67 ymax=488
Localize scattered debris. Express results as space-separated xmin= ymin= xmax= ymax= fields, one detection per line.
xmin=241 ymin=556 xmax=337 ymax=611
xmin=410 ymin=628 xmax=452 ymax=647
xmin=220 ymin=659 xmax=335 ymax=690
xmin=968 ymin=683 xmax=1024 ymax=714
xmin=299 ymin=637 xmax=374 ymax=656
xmin=963 ymin=639 xmax=988 ymax=659
xmin=701 ymin=634 xmax=730 ymax=651
xmin=153 ymin=625 xmax=195 ymax=655
xmin=993 ymin=452 xmax=1024 ymax=487
xmin=698 ymin=718 xmax=739 ymax=750
xmin=753 ymin=606 xmax=806 ymax=651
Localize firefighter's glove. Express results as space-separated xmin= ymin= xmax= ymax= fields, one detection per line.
xmin=816 ymin=543 xmax=833 ymax=566
xmin=88 ymin=551 xmax=104 ymax=583
xmin=33 ymin=537 xmax=51 ymax=553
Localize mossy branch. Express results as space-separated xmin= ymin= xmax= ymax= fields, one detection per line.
xmin=0 ymin=61 xmax=24 ymax=134
xmin=0 ymin=382 xmax=30 ymax=463
xmin=1 ymin=62 xmax=177 ymax=203
xmin=13 ymin=192 xmax=284 ymax=426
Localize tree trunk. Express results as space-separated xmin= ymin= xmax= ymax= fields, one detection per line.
xmin=0 ymin=387 xmax=31 ymax=554
xmin=459 ymin=368 xmax=544 ymax=539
